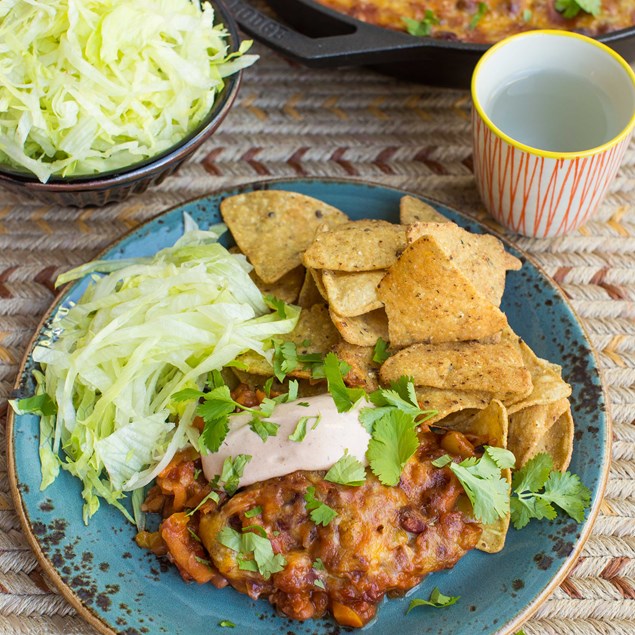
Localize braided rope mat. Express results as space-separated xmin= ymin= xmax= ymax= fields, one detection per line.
xmin=0 ymin=42 xmax=633 ymax=635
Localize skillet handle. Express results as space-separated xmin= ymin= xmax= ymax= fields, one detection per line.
xmin=224 ymin=0 xmax=428 ymax=67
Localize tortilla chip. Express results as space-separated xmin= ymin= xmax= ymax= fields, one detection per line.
xmin=333 ymin=341 xmax=379 ymax=393
xmin=508 ymin=398 xmax=570 ymax=468
xmin=329 ymin=307 xmax=389 ymax=347
xmin=322 ymin=270 xmax=385 ymax=317
xmin=406 ymin=222 xmax=521 ymax=307
xmin=303 ymin=220 xmax=407 ymax=272
xmin=507 ymin=338 xmax=572 ymax=414
xmin=250 ymin=266 xmax=304 ymax=305
xmin=297 ymin=268 xmax=324 ymax=308
xmin=377 ymin=235 xmax=508 ymax=346
xmin=414 ymin=387 xmax=492 ymax=424
xmin=380 ymin=339 xmax=532 ymax=401
xmin=533 ymin=405 xmax=574 ymax=472
xmin=237 ymin=304 xmax=341 ymax=378
xmin=400 ymin=195 xmax=448 ymax=225
xmin=310 ymin=268 xmax=328 ymax=300
xmin=220 ymin=191 xmax=348 ymax=283
xmin=437 ymin=400 xmax=510 ymax=553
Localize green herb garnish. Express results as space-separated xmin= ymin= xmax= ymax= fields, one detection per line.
xmin=510 ymin=453 xmax=591 ymax=529
xmin=555 ymin=0 xmax=600 ymax=18
xmin=217 ymin=526 xmax=286 ymax=579
xmin=323 ymin=352 xmax=365 ymax=413
xmin=11 ymin=393 xmax=57 ymax=416
xmin=324 ymin=452 xmax=366 ymax=487
xmin=304 ymin=486 xmax=337 ymax=526
xmin=244 ymin=506 xmax=262 ymax=518
xmin=403 ymin=11 xmax=440 ymax=37
xmin=220 ymin=454 xmax=252 ymax=496
xmin=433 ymin=447 xmax=515 ymax=524
xmin=407 ymin=587 xmax=460 ymax=613
xmin=469 ymin=2 xmax=488 ymax=29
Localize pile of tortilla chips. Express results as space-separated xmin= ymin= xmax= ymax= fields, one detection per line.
xmin=220 ymin=190 xmax=574 ymax=553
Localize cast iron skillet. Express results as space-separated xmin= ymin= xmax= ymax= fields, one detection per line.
xmin=225 ymin=0 xmax=635 ymax=87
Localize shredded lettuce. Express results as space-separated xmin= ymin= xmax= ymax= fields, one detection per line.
xmin=18 ymin=220 xmax=299 ymax=524
xmin=0 ymin=0 xmax=257 ymax=182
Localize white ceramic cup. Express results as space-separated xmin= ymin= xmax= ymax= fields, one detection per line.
xmin=472 ymin=30 xmax=635 ymax=238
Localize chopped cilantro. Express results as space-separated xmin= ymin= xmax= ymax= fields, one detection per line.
xmin=403 ymin=11 xmax=439 ymax=37
xmin=298 ymin=401 xmax=310 ymax=407
xmin=219 ymin=621 xmax=235 ymax=628
xmin=433 ymin=446 xmax=515 ymax=524
xmin=244 ymin=506 xmax=262 ymax=518
xmin=522 ymin=8 xmax=532 ymax=21
xmin=264 ymin=294 xmax=288 ymax=318
xmin=288 ymin=414 xmax=320 ymax=442
xmin=272 ymin=340 xmax=298 ymax=381
xmin=360 ymin=376 xmax=435 ymax=433
xmin=249 ymin=417 xmax=280 ymax=442
xmin=11 ymin=393 xmax=57 ymax=416
xmin=469 ymin=2 xmax=488 ymax=29
xmin=193 ymin=468 xmax=201 ymax=481
xmin=406 ymin=587 xmax=460 ymax=613
xmin=220 ymin=454 xmax=252 ymax=496
xmin=555 ymin=0 xmax=600 ymax=18
xmin=263 ymin=376 xmax=274 ymax=398
xmin=366 ymin=409 xmax=419 ymax=486
xmin=323 ymin=352 xmax=365 ymax=412
xmin=188 ymin=526 xmax=202 ymax=543
xmin=314 ymin=579 xmax=325 ymax=589
xmin=187 ymin=488 xmax=220 ymax=516
xmin=242 ymin=524 xmax=268 ymax=538
xmin=195 ymin=556 xmax=211 ymax=567
xmin=510 ymin=453 xmax=591 ymax=529
xmin=325 ymin=452 xmax=366 ymax=487
xmin=313 ymin=558 xmax=325 ymax=570
xmin=372 ymin=336 xmax=391 ymax=364
xmin=217 ymin=526 xmax=286 ymax=579
xmin=304 ymin=486 xmax=337 ymax=526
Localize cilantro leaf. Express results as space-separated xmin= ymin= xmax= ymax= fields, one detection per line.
xmin=366 ymin=409 xmax=419 ymax=486
xmin=272 ymin=340 xmax=298 ymax=382
xmin=313 ymin=558 xmax=325 ymax=570
xmin=217 ymin=526 xmax=286 ymax=580
xmin=406 ymin=587 xmax=460 ymax=613
xmin=288 ymin=418 xmax=307 ymax=442
xmin=555 ymin=0 xmax=600 ymax=18
xmin=542 ymin=471 xmax=591 ymax=522
xmin=12 ymin=393 xmax=57 ymax=416
xmin=219 ymin=621 xmax=235 ymax=628
xmin=199 ymin=415 xmax=230 ymax=454
xmin=436 ymin=449 xmax=511 ymax=524
xmin=304 ymin=486 xmax=337 ymax=526
xmin=264 ymin=294 xmax=287 ymax=318
xmin=510 ymin=453 xmax=591 ymax=529
xmin=485 ymin=446 xmax=516 ymax=470
xmin=325 ymin=452 xmax=366 ymax=487
xmin=249 ymin=416 xmax=280 ymax=442
xmin=220 ymin=454 xmax=252 ymax=496
xmin=242 ymin=524 xmax=268 ymax=538
xmin=469 ymin=2 xmax=488 ymax=29
xmin=314 ymin=579 xmax=325 ymax=589
xmin=323 ymin=352 xmax=366 ymax=412
xmin=372 ymin=337 xmax=390 ymax=364
xmin=244 ymin=506 xmax=262 ymax=518
xmin=187 ymin=488 xmax=220 ymax=516
xmin=403 ymin=11 xmax=439 ymax=37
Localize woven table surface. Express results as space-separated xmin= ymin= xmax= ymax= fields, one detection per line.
xmin=0 ymin=41 xmax=634 ymax=635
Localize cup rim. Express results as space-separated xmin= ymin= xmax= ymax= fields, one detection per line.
xmin=471 ymin=29 xmax=635 ymax=159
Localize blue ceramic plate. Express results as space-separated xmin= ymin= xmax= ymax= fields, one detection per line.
xmin=8 ymin=178 xmax=609 ymax=635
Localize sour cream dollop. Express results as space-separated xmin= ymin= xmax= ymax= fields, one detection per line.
xmin=201 ymin=393 xmax=371 ymax=488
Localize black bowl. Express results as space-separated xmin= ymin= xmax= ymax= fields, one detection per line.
xmin=0 ymin=0 xmax=242 ymax=207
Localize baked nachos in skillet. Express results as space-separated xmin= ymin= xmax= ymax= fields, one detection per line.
xmin=12 ymin=191 xmax=591 ymax=628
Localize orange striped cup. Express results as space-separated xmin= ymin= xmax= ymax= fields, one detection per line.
xmin=472 ymin=30 xmax=635 ymax=238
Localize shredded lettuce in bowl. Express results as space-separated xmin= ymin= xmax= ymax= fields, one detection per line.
xmin=10 ymin=219 xmax=299 ymax=524
xmin=0 ymin=0 xmax=257 ymax=183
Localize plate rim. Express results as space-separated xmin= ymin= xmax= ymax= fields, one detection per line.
xmin=6 ymin=175 xmax=612 ymax=635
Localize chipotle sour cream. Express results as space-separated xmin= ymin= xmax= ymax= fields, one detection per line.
xmin=201 ymin=393 xmax=370 ymax=487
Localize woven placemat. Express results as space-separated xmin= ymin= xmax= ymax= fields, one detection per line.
xmin=0 ymin=41 xmax=634 ymax=635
